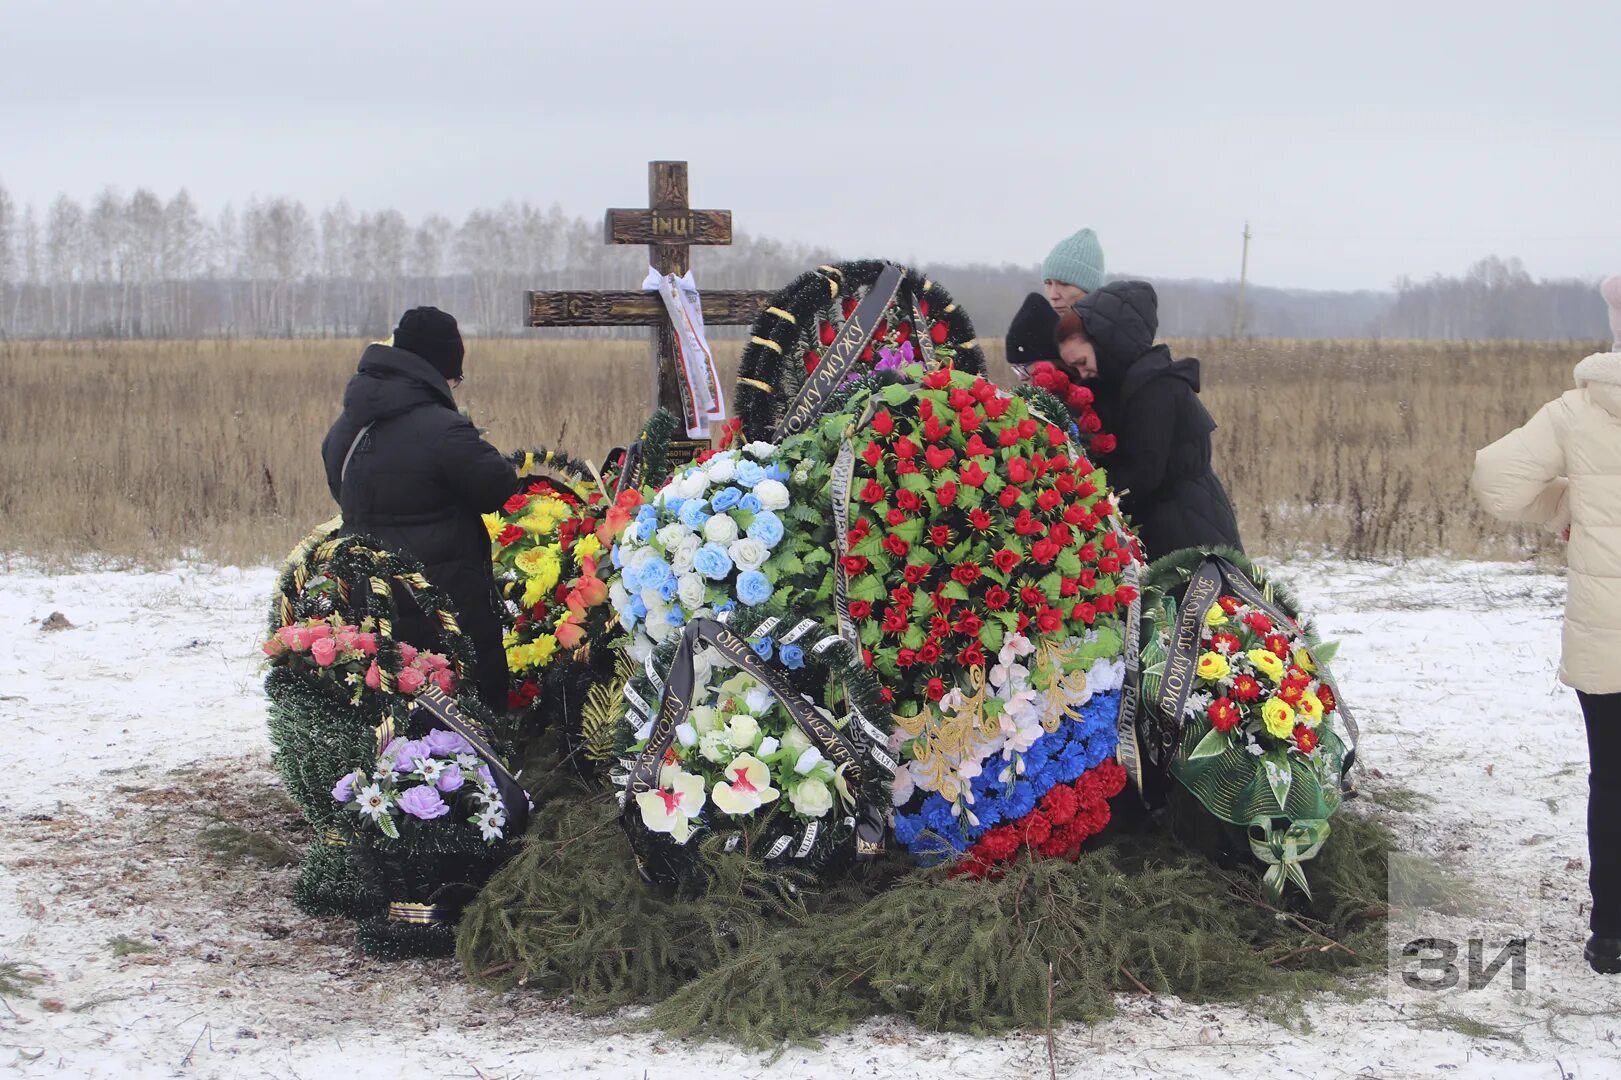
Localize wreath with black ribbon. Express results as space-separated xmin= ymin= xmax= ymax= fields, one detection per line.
xmin=734 ymin=260 xmax=985 ymax=443
xmin=611 ymin=612 xmax=891 ymax=891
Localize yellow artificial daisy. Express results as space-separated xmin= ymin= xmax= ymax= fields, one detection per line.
xmin=518 ymin=498 xmax=569 ymax=536
xmin=575 ymin=533 xmax=603 ymax=560
xmin=482 ymin=513 xmax=503 ymax=541
xmin=1262 ymin=697 xmax=1296 ymax=739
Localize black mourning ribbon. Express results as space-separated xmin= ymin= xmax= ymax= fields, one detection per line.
xmin=406 ymin=686 xmax=530 ymax=836
xmin=772 ymin=263 xmax=905 ymax=442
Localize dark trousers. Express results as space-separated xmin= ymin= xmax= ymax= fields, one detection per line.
xmin=1578 ymin=691 xmax=1621 ymax=936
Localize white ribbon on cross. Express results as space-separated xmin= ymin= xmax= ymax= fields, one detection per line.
xmin=641 ymin=267 xmax=728 ymax=438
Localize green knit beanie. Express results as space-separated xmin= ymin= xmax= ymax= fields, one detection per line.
xmin=1041 ymin=228 xmax=1105 ymax=293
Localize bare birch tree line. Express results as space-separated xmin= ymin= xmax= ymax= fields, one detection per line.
xmin=0 ymin=183 xmax=1609 ymax=341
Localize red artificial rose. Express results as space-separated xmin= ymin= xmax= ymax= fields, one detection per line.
xmin=849 ymin=599 xmax=873 ymax=620
xmin=1054 ymin=472 xmax=1077 ymax=495
xmin=922 ymin=368 xmax=952 ymax=389
xmin=1060 ymin=577 xmax=1079 ymax=598
xmin=1036 ymin=489 xmax=1062 ymax=512
xmin=986 ymin=585 xmax=1011 ymax=609
xmin=951 ymin=562 xmax=983 ymax=586
xmin=1014 ymin=509 xmax=1042 ymax=535
xmin=960 ymin=461 xmax=989 ymax=487
xmin=1093 ymin=498 xmax=1114 ymax=518
xmin=1208 ymin=697 xmax=1241 ymax=732
xmin=849 ymin=518 xmax=871 ymax=543
xmin=896 ymin=647 xmax=917 ymax=668
xmin=924 ymin=445 xmax=955 ymax=470
xmin=862 ymin=648 xmax=874 ymax=668
xmin=859 ymin=479 xmax=886 ymax=503
xmin=919 ymin=398 xmax=934 ymax=419
xmin=1115 ymin=584 xmax=1139 ymax=606
xmin=895 ymin=458 xmax=919 ymax=475
xmin=880 ymin=686 xmax=894 ymax=703
xmin=861 ymin=345 xmax=874 ymax=363
xmin=971 ymin=377 xmax=996 ymax=402
xmin=998 ymin=488 xmax=1019 ymax=509
xmin=998 ymin=426 xmax=1020 ymax=448
xmin=1031 ymin=538 xmax=1060 ymax=565
xmin=881 ymin=606 xmax=908 ymax=633
xmin=1048 ymin=523 xmax=1074 ymax=547
xmin=931 ymin=320 xmax=949 ymax=344
xmin=1079 ymin=411 xmax=1103 ymax=434
xmin=1076 ymin=477 xmax=1098 ymax=498
xmin=886 ymin=508 xmax=907 ymax=526
xmin=964 ymin=433 xmax=993 ymax=458
xmin=1092 ymin=433 xmax=1118 ymax=454
xmin=497 ymin=524 xmax=524 ymax=547
xmin=1036 ymin=606 xmax=1064 ymax=634
xmin=1231 ymin=675 xmax=1262 ymax=702
xmin=1098 ymin=555 xmax=1121 ymax=574
xmin=1096 ymin=594 xmax=1117 ymax=614
xmin=937 ymin=480 xmax=958 ymax=506
xmin=890 ymin=585 xmax=914 ymax=607
xmin=896 ymin=489 xmax=923 ymax=511
xmin=956 ymin=610 xmax=983 ymax=636
xmin=1079 ymin=569 xmax=1097 ymax=589
xmin=1016 ymin=612 xmax=1031 ymax=633
xmin=1072 ymin=601 xmax=1098 ymax=625
xmin=968 ymin=507 xmax=993 ymax=530
xmin=882 ymin=535 xmax=910 ymax=558
xmin=1017 ymin=418 xmax=1039 ymax=440
xmin=841 ymin=298 xmax=859 ymax=318
xmin=841 ymin=554 xmax=869 ymax=575
xmin=929 ymin=525 xmax=953 ymax=547
xmin=918 ymin=641 xmax=942 ymax=664
xmin=1007 ymin=457 xmax=1034 ymax=484
xmin=803 ymin=350 xmax=820 ymax=374
xmin=992 ymin=548 xmax=1020 ymax=574
xmin=958 ymin=642 xmax=986 ymax=667
xmin=958 ymin=407 xmax=982 ymax=432
xmin=894 ymin=435 xmax=919 ymax=458
xmin=903 ymin=561 xmax=932 ymax=585
xmin=503 ymin=493 xmax=530 ymax=514
xmin=948 ymin=387 xmax=973 ymax=410
xmin=1293 ymin=725 xmax=1319 ymax=754
xmin=862 ymin=440 xmax=883 ymax=467
xmin=1076 ymin=542 xmax=1098 ymax=562
xmin=983 ymin=395 xmax=1011 ymax=419
xmin=1046 ymin=424 xmax=1066 ymax=447
xmin=872 ymin=410 xmax=895 ymax=436
xmin=896 ymin=320 xmax=914 ymax=342
xmin=1063 ymin=504 xmax=1087 ymax=525
xmin=819 ymin=321 xmax=837 ymax=346
xmin=925 ymin=677 xmax=947 ymax=701
xmin=1244 ymin=611 xmax=1274 ymax=635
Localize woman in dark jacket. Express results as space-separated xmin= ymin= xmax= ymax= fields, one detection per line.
xmin=1057 ymin=280 xmax=1242 ymax=561
xmin=320 ymin=307 xmax=518 ymax=711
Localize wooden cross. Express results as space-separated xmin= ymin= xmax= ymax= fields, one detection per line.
xmin=524 ymin=161 xmax=774 ymax=443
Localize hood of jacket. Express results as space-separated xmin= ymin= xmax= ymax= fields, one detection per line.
xmin=1575 ymin=350 xmax=1621 ymax=420
xmin=1071 ymin=280 xmax=1160 ymax=387
xmin=340 ymin=343 xmax=458 ymax=426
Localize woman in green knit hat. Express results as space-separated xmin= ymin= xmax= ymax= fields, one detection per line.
xmin=1042 ymin=227 xmax=1105 ymax=314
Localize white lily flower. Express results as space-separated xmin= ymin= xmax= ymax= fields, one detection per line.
xmin=711 ymin=754 xmax=780 ymax=815
xmin=635 ymin=768 xmax=707 ymax=843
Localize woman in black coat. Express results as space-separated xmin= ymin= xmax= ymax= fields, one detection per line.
xmin=1056 ymin=280 xmax=1243 ymax=561
xmin=321 ymin=308 xmax=518 ymax=711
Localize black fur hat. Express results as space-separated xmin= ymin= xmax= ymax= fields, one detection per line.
xmin=1005 ymin=292 xmax=1059 ymax=371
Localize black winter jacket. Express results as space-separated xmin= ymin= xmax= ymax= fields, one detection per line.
xmin=1073 ymin=281 xmax=1243 ymax=561
xmin=320 ymin=344 xmax=517 ymax=709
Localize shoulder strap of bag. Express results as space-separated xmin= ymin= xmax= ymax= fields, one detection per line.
xmin=339 ymin=422 xmax=376 ymax=487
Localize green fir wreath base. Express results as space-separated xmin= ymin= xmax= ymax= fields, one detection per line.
xmin=292 ymin=837 xmax=380 ymax=920
xmin=457 ymin=784 xmax=1393 ymax=1047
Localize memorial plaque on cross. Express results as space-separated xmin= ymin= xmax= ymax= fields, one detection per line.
xmin=525 ymin=161 xmax=774 ymax=448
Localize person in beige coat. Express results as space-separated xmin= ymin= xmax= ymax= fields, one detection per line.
xmin=1472 ymin=274 xmax=1621 ymax=974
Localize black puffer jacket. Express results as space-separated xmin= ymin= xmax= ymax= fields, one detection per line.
xmin=1073 ymin=281 xmax=1243 ymax=561
xmin=320 ymin=344 xmax=517 ymax=710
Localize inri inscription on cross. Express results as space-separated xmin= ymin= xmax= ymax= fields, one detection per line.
xmin=525 ymin=161 xmax=773 ymax=437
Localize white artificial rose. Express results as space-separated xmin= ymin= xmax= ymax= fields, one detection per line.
xmin=673 ymin=470 xmax=708 ymax=501
xmin=671 ymin=546 xmax=696 ymax=574
xmin=705 ymin=455 xmax=737 ymax=483
xmin=628 ymin=545 xmax=659 ymax=569
xmin=891 ymin=765 xmax=916 ymax=808
xmin=609 ymin=581 xmax=630 ymax=612
xmin=754 ymin=479 xmax=790 ymax=510
xmin=703 ymin=513 xmax=739 ymax=545
xmin=743 ymin=441 xmax=777 ymax=460
xmin=677 ymin=573 xmax=706 ymax=610
xmin=656 ymin=522 xmax=690 ymax=551
xmin=793 ymin=746 xmax=825 ymax=775
xmin=727 ymin=537 xmax=769 ymax=572
xmin=757 ymin=735 xmax=780 ymax=757
xmin=699 ymin=729 xmax=734 ymax=764
xmin=689 ymin=705 xmax=719 ymax=734
xmin=727 ymin=714 xmax=760 ymax=749
xmin=789 ymin=777 xmax=834 ymax=818
xmin=675 ymin=722 xmax=698 ymax=748
xmin=627 ymin=637 xmax=654 ymax=664
xmin=744 ymin=687 xmax=774 ymax=715
xmin=640 ymin=586 xmax=664 ymax=613
xmin=674 ymin=534 xmax=702 ymax=562
xmin=781 ymin=726 xmax=811 ymax=754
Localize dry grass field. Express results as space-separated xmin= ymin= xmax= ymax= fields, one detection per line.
xmin=0 ymin=336 xmax=1596 ymax=567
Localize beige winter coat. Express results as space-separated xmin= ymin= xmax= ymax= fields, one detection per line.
xmin=1472 ymin=350 xmax=1621 ymax=694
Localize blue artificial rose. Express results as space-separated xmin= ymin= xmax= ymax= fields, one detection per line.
xmin=677 ymin=499 xmax=711 ymax=530
xmin=766 ymin=463 xmax=790 ymax=482
xmin=657 ymin=575 xmax=679 ymax=602
xmin=667 ymin=604 xmax=686 ymax=627
xmin=635 ymin=504 xmax=659 ymax=530
xmin=628 ymin=596 xmax=647 ymax=620
xmin=752 ymin=637 xmax=774 ymax=661
xmin=633 ymin=519 xmax=656 ymax=544
xmin=611 ymin=544 xmax=624 ymax=569
xmin=735 ymin=569 xmax=774 ymax=606
xmin=779 ymin=643 xmax=804 ymax=670
xmin=738 ymin=493 xmax=762 ymax=513
xmin=746 ymin=511 xmax=785 ymax=549
xmin=709 ymin=485 xmax=744 ymax=512
xmin=619 ymin=562 xmax=641 ymax=592
xmin=717 ymin=599 xmax=737 ymax=614
xmin=640 ymin=558 xmax=673 ymax=589
xmin=663 ymin=495 xmax=686 ymax=516
xmin=693 ymin=543 xmax=734 ymax=581
xmin=735 ymin=460 xmax=767 ymax=488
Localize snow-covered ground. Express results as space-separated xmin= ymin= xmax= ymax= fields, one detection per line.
xmin=2 ymin=558 xmax=1619 ymax=1079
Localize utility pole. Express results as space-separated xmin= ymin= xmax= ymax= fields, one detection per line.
xmin=1232 ymin=221 xmax=1252 ymax=339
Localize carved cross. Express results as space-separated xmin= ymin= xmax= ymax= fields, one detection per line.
xmin=525 ymin=161 xmax=773 ymax=442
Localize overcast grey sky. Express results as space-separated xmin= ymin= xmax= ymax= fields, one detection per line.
xmin=4 ymin=0 xmax=1617 ymax=290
